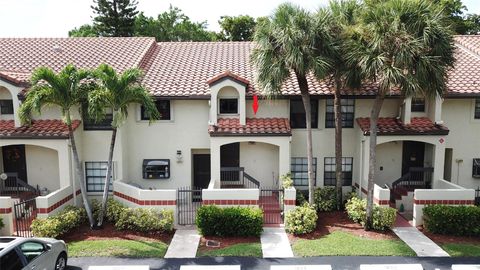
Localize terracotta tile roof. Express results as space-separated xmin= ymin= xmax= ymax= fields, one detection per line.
xmin=0 ymin=37 xmax=156 ymax=85
xmin=446 ymin=36 xmax=480 ymax=96
xmin=209 ymin=118 xmax=291 ymax=136
xmin=356 ymin=117 xmax=449 ymax=136
xmin=206 ymin=70 xmax=250 ymax=86
xmin=0 ymin=119 xmax=80 ymax=139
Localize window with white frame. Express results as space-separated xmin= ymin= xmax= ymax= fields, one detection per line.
xmin=325 ymin=99 xmax=355 ymax=128
xmin=219 ymin=98 xmax=238 ymax=114
xmin=0 ymin=100 xmax=14 ymax=115
xmin=83 ymin=107 xmax=113 ymax=130
xmin=411 ymin=98 xmax=426 ymax=112
xmin=141 ymin=100 xmax=171 ymax=120
xmin=324 ymin=157 xmax=353 ymax=186
xmin=473 ymin=159 xmax=480 ymax=178
xmin=475 ymin=99 xmax=480 ymax=119
xmin=85 ymin=161 xmax=113 ymax=192
xmin=291 ymin=157 xmax=317 ymax=186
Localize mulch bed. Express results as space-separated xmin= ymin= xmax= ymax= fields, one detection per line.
xmin=289 ymin=211 xmax=399 ymax=242
xmin=418 ymin=228 xmax=480 ymax=245
xmin=61 ymin=223 xmax=174 ymax=244
xmin=198 ymin=235 xmax=260 ymax=253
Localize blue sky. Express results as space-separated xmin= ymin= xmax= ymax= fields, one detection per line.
xmin=0 ymin=0 xmax=479 ymax=37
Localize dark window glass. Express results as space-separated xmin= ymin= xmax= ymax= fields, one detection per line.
xmin=473 ymin=159 xmax=480 ymax=178
xmin=219 ymin=98 xmax=238 ymax=114
xmin=0 ymin=99 xmax=14 ymax=114
xmin=0 ymin=249 xmax=23 ymax=270
xmin=291 ymin=157 xmax=317 ymax=186
xmin=85 ymin=161 xmax=113 ymax=192
xmin=411 ymin=98 xmax=425 ymax=112
xmin=325 ymin=99 xmax=355 ymax=128
xmin=83 ymin=108 xmax=113 ymax=130
xmin=290 ymin=100 xmax=318 ymax=128
xmin=475 ymin=99 xmax=480 ymax=119
xmin=324 ymin=157 xmax=353 ymax=186
xmin=142 ymin=100 xmax=170 ymax=120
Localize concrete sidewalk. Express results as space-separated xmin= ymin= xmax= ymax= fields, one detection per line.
xmin=392 ymin=215 xmax=449 ymax=257
xmin=164 ymin=228 xmax=201 ymax=258
xmin=260 ymin=227 xmax=294 ymax=258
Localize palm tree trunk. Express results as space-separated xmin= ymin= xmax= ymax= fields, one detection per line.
xmin=297 ymin=74 xmax=315 ymax=205
xmin=67 ymin=112 xmax=95 ymax=228
xmin=365 ymin=93 xmax=385 ymax=230
xmin=97 ymin=127 xmax=117 ymax=227
xmin=334 ymin=81 xmax=343 ymax=210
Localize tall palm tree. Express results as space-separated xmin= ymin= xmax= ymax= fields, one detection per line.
xmin=88 ymin=64 xmax=159 ymax=227
xmin=251 ymin=3 xmax=333 ymax=204
xmin=19 ymin=65 xmax=96 ymax=227
xmin=345 ymin=0 xmax=454 ymax=229
xmin=326 ymin=0 xmax=363 ymax=209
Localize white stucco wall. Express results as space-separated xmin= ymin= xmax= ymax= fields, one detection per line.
xmin=239 ymin=142 xmax=279 ymax=187
xmin=375 ymin=141 xmax=403 ymax=186
xmin=442 ymin=98 xmax=480 ymax=188
xmin=25 ymin=145 xmax=60 ymax=191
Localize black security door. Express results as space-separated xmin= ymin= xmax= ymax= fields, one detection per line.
xmin=2 ymin=145 xmax=28 ymax=182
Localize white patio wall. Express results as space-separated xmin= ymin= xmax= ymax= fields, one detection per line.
xmin=373 ymin=184 xmax=390 ymax=207
xmin=36 ymin=185 xmax=77 ymax=218
xmin=413 ymin=179 xmax=475 ymax=226
xmin=0 ymin=196 xmax=14 ymax=235
xmin=284 ymin=187 xmax=296 ymax=214
xmin=202 ymin=188 xmax=259 ymax=207
xmin=112 ymin=180 xmax=176 ymax=212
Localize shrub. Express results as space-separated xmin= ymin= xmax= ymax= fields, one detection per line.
xmin=196 ymin=205 xmax=263 ymax=237
xmin=281 ymin=173 xmax=293 ymax=189
xmin=345 ymin=197 xmax=396 ymax=231
xmin=106 ymin=198 xmax=127 ymax=223
xmin=314 ymin=186 xmax=337 ymax=212
xmin=115 ymin=208 xmax=174 ymax=232
xmin=31 ymin=205 xmax=86 ymax=238
xmin=296 ymin=190 xmax=307 ymax=206
xmin=285 ymin=204 xmax=317 ymax=235
xmin=423 ymin=205 xmax=480 ymax=236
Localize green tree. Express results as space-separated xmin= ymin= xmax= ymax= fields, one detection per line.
xmin=68 ymin=24 xmax=99 ymax=37
xmin=326 ymin=0 xmax=363 ymax=210
xmin=348 ymin=0 xmax=454 ymax=229
xmin=87 ymin=64 xmax=159 ymax=227
xmin=134 ymin=7 xmax=216 ymax=41
xmin=431 ymin=0 xmax=468 ymax=34
xmin=464 ymin=13 xmax=480 ymax=34
xmin=92 ymin=0 xmax=139 ymax=37
xmin=218 ymin=15 xmax=256 ymax=41
xmin=252 ymin=3 xmax=333 ymax=204
xmin=19 ymin=65 xmax=96 ymax=227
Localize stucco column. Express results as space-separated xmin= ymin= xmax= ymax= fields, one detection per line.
xmin=432 ymin=139 xmax=446 ymax=185
xmin=402 ymin=97 xmax=412 ymax=125
xmin=210 ymin=139 xmax=221 ymax=188
xmin=278 ymin=139 xmax=291 ymax=188
xmin=57 ymin=140 xmax=72 ymax=188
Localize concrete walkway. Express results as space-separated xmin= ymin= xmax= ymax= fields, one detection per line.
xmin=165 ymin=228 xmax=201 ymax=258
xmin=260 ymin=227 xmax=294 ymax=258
xmin=392 ymin=215 xmax=449 ymax=257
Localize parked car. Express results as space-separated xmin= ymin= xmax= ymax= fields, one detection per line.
xmin=0 ymin=237 xmax=67 ymax=270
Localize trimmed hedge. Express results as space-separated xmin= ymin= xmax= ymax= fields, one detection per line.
xmin=196 ymin=205 xmax=263 ymax=237
xmin=423 ymin=205 xmax=480 ymax=236
xmin=345 ymin=197 xmax=396 ymax=231
xmin=285 ymin=204 xmax=318 ymax=235
xmin=31 ymin=205 xmax=87 ymax=238
xmin=314 ymin=187 xmax=337 ymax=212
xmin=115 ymin=208 xmax=174 ymax=232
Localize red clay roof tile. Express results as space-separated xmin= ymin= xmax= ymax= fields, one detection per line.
xmin=209 ymin=118 xmax=291 ymax=136
xmin=0 ymin=120 xmax=80 ymax=139
xmin=356 ymin=117 xmax=449 ymax=136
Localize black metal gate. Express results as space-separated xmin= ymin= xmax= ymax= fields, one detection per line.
xmin=177 ymin=186 xmax=202 ymax=225
xmin=13 ymin=198 xmax=37 ymax=237
xmin=260 ymin=188 xmax=284 ymax=224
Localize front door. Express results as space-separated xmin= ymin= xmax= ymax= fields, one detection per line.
xmin=2 ymin=145 xmax=28 ymax=182
xmin=220 ymin=143 xmax=240 ymax=167
xmin=193 ymin=154 xmax=211 ymax=189
xmin=402 ymin=141 xmax=425 ymax=175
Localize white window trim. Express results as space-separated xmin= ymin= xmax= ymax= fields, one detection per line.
xmin=471 ymin=98 xmax=480 ymax=123
xmin=289 ymin=99 xmax=321 ymax=130
xmin=217 ymin=96 xmax=240 ymax=116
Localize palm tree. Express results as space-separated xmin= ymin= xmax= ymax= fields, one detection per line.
xmin=326 ymin=0 xmax=363 ymax=209
xmin=19 ymin=65 xmax=96 ymax=227
xmin=88 ymin=64 xmax=159 ymax=227
xmin=345 ymin=0 xmax=454 ymax=229
xmin=251 ymin=3 xmax=333 ymax=204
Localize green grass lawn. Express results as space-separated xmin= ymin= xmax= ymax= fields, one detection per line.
xmin=197 ymin=243 xmax=262 ymax=257
xmin=441 ymin=243 xmax=480 ymax=257
xmin=292 ymin=231 xmax=416 ymax=257
xmin=67 ymin=239 xmax=168 ymax=258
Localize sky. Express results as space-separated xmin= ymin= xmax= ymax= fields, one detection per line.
xmin=0 ymin=0 xmax=480 ymax=37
